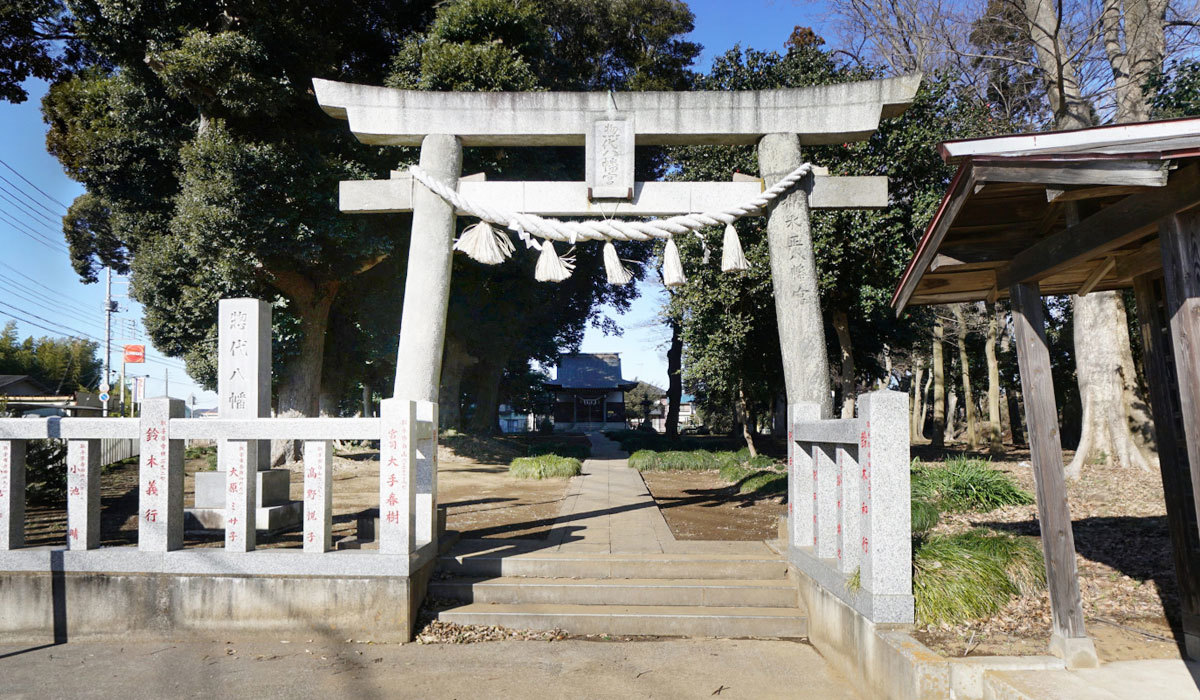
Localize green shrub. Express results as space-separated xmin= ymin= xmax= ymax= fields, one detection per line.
xmin=913 ymin=530 xmax=1044 ymax=625
xmin=910 ymin=499 xmax=941 ymax=537
xmin=25 ymin=439 xmax=67 ymax=504
xmin=737 ymin=470 xmax=786 ymax=495
xmin=912 ymin=456 xmax=1033 ymax=514
xmin=527 ymin=440 xmax=591 ymax=461
xmin=509 ymin=454 xmax=582 ymax=479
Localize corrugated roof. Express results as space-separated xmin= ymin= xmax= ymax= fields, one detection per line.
xmin=546 ymin=353 xmax=636 ymax=390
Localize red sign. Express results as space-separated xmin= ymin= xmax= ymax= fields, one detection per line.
xmin=123 ymin=344 xmax=145 ymax=363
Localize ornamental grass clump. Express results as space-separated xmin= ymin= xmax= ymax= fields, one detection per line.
xmin=629 ymin=449 xmax=720 ymax=471
xmin=912 ymin=530 xmax=1045 ymax=625
xmin=509 ymin=454 xmax=582 ymax=479
xmin=912 ymin=456 xmax=1034 ymax=514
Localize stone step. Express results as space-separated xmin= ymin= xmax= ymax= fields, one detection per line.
xmin=436 ymin=603 xmax=808 ymax=638
xmin=437 ymin=551 xmax=788 ymax=580
xmin=429 ymin=577 xmax=799 ymax=608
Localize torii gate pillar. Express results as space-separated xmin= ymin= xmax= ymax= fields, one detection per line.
xmin=393 ymin=133 xmax=460 ymax=543
xmin=760 ymin=133 xmax=832 ymax=418
xmin=393 ymin=133 xmax=462 ymax=403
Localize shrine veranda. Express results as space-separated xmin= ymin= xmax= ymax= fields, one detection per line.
xmin=0 ymin=77 xmax=924 ymax=648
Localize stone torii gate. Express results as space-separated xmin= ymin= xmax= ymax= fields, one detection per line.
xmin=314 ymin=76 xmax=921 ymax=429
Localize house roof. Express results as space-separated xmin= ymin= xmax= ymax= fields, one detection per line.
xmin=0 ymin=375 xmax=53 ymax=395
xmin=891 ymin=117 xmax=1200 ymax=313
xmin=544 ymin=353 xmax=637 ymax=391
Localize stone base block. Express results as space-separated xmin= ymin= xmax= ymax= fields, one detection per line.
xmin=194 ymin=469 xmax=292 ymax=509
xmin=1049 ymin=632 xmax=1100 ymax=669
xmin=184 ymin=501 xmax=302 ymax=532
xmin=355 ymin=508 xmax=446 ymax=542
xmin=0 ymin=557 xmax=436 ymax=643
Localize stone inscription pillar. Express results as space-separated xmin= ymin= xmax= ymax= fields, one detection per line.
xmin=218 ymin=298 xmax=272 ymax=472
xmin=66 ymin=439 xmax=100 ymax=549
xmin=759 ymin=133 xmax=832 ymax=418
xmin=139 ymin=397 xmax=185 ymax=551
xmin=0 ymin=440 xmax=25 ymax=549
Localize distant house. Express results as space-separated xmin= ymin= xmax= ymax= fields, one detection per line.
xmin=544 ymin=354 xmax=637 ymax=432
xmin=649 ymin=394 xmax=698 ymax=432
xmin=0 ymin=375 xmax=101 ymax=417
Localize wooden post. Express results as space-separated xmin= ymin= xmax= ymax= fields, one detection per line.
xmin=1133 ymin=271 xmax=1200 ymax=659
xmin=1009 ymin=281 xmax=1098 ymax=668
xmin=1160 ymin=210 xmax=1200 ymax=540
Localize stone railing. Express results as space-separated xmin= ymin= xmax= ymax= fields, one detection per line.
xmin=0 ymin=397 xmax=437 ymax=575
xmin=787 ymin=389 xmax=914 ymax=624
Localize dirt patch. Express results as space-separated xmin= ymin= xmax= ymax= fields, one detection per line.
xmin=22 ymin=438 xmax=570 ymax=549
xmin=640 ymin=469 xmax=784 ymax=541
xmin=910 ymin=445 xmax=1185 ymax=662
xmin=438 ymin=458 xmax=569 ymax=540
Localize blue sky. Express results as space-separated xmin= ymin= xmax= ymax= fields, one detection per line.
xmin=0 ymin=0 xmax=829 ymax=406
xmin=578 ymin=0 xmax=830 ymax=387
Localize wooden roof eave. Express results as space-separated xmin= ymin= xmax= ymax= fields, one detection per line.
xmin=891 ymin=162 xmax=976 ymax=315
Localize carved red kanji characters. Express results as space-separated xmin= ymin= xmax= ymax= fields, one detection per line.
xmin=144 ymin=508 xmax=157 ymax=522
xmin=146 ymin=480 xmax=158 ymax=496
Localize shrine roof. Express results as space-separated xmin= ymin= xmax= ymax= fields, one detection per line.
xmin=891 ymin=117 xmax=1200 ymax=313
xmin=544 ymin=354 xmax=637 ymax=391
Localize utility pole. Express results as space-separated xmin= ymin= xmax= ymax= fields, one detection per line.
xmin=102 ymin=268 xmax=114 ymax=417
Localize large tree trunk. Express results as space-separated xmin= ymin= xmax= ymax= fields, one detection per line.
xmin=953 ymin=304 xmax=979 ymax=450
xmin=985 ymin=302 xmax=1004 ymax=453
xmin=1022 ymin=0 xmax=1093 ymax=129
xmin=946 ymin=387 xmax=959 ymax=442
xmin=362 ymin=383 xmax=373 ymax=418
xmin=1068 ymin=291 xmax=1154 ymax=475
xmin=1021 ymin=0 xmax=1163 ymax=477
xmin=467 ymin=353 xmax=507 ymax=434
xmin=911 ymin=353 xmax=926 ymax=440
xmin=438 ymin=335 xmax=476 ymax=430
xmin=271 ymin=272 xmax=340 ymax=417
xmin=931 ymin=314 xmax=947 ymax=447
xmin=1100 ymin=0 xmax=1168 ymax=123
xmin=665 ymin=316 xmax=683 ymax=440
xmin=833 ymin=308 xmax=856 ymax=419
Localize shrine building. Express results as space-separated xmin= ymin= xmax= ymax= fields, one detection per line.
xmin=545 ymin=353 xmax=636 ymax=431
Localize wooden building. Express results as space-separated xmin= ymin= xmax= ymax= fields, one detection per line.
xmin=892 ymin=117 xmax=1200 ymax=668
xmin=545 ymin=353 xmax=637 ymax=432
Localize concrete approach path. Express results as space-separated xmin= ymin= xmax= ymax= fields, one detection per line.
xmin=545 ymin=432 xmax=777 ymax=556
xmin=0 ymin=637 xmax=860 ymax=699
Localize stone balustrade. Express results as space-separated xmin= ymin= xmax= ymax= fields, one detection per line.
xmin=0 ymin=398 xmax=437 ymax=574
xmin=787 ymin=389 xmax=914 ymax=623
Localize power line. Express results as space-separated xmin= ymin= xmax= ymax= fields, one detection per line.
xmin=0 ymin=260 xmax=100 ymax=311
xmin=0 ymin=157 xmax=72 ymax=210
xmin=0 ymin=301 xmax=188 ymax=373
xmin=0 ymin=209 xmax=66 ymax=253
xmin=0 ymin=183 xmax=62 ymax=228
xmin=0 ymin=277 xmax=106 ymax=332
xmin=0 ymin=172 xmax=67 ymax=218
xmin=0 ymin=202 xmax=69 ymax=250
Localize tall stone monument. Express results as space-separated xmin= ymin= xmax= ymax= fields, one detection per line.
xmin=186 ymin=298 xmax=301 ymax=531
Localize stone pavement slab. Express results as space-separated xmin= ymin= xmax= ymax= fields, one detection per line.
xmin=549 ymin=433 xmax=676 ymax=554
xmin=987 ymin=659 xmax=1200 ymax=699
xmin=0 ymin=637 xmax=860 ymax=699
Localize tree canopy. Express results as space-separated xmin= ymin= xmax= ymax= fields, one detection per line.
xmin=0 ymin=321 xmax=100 ymax=394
